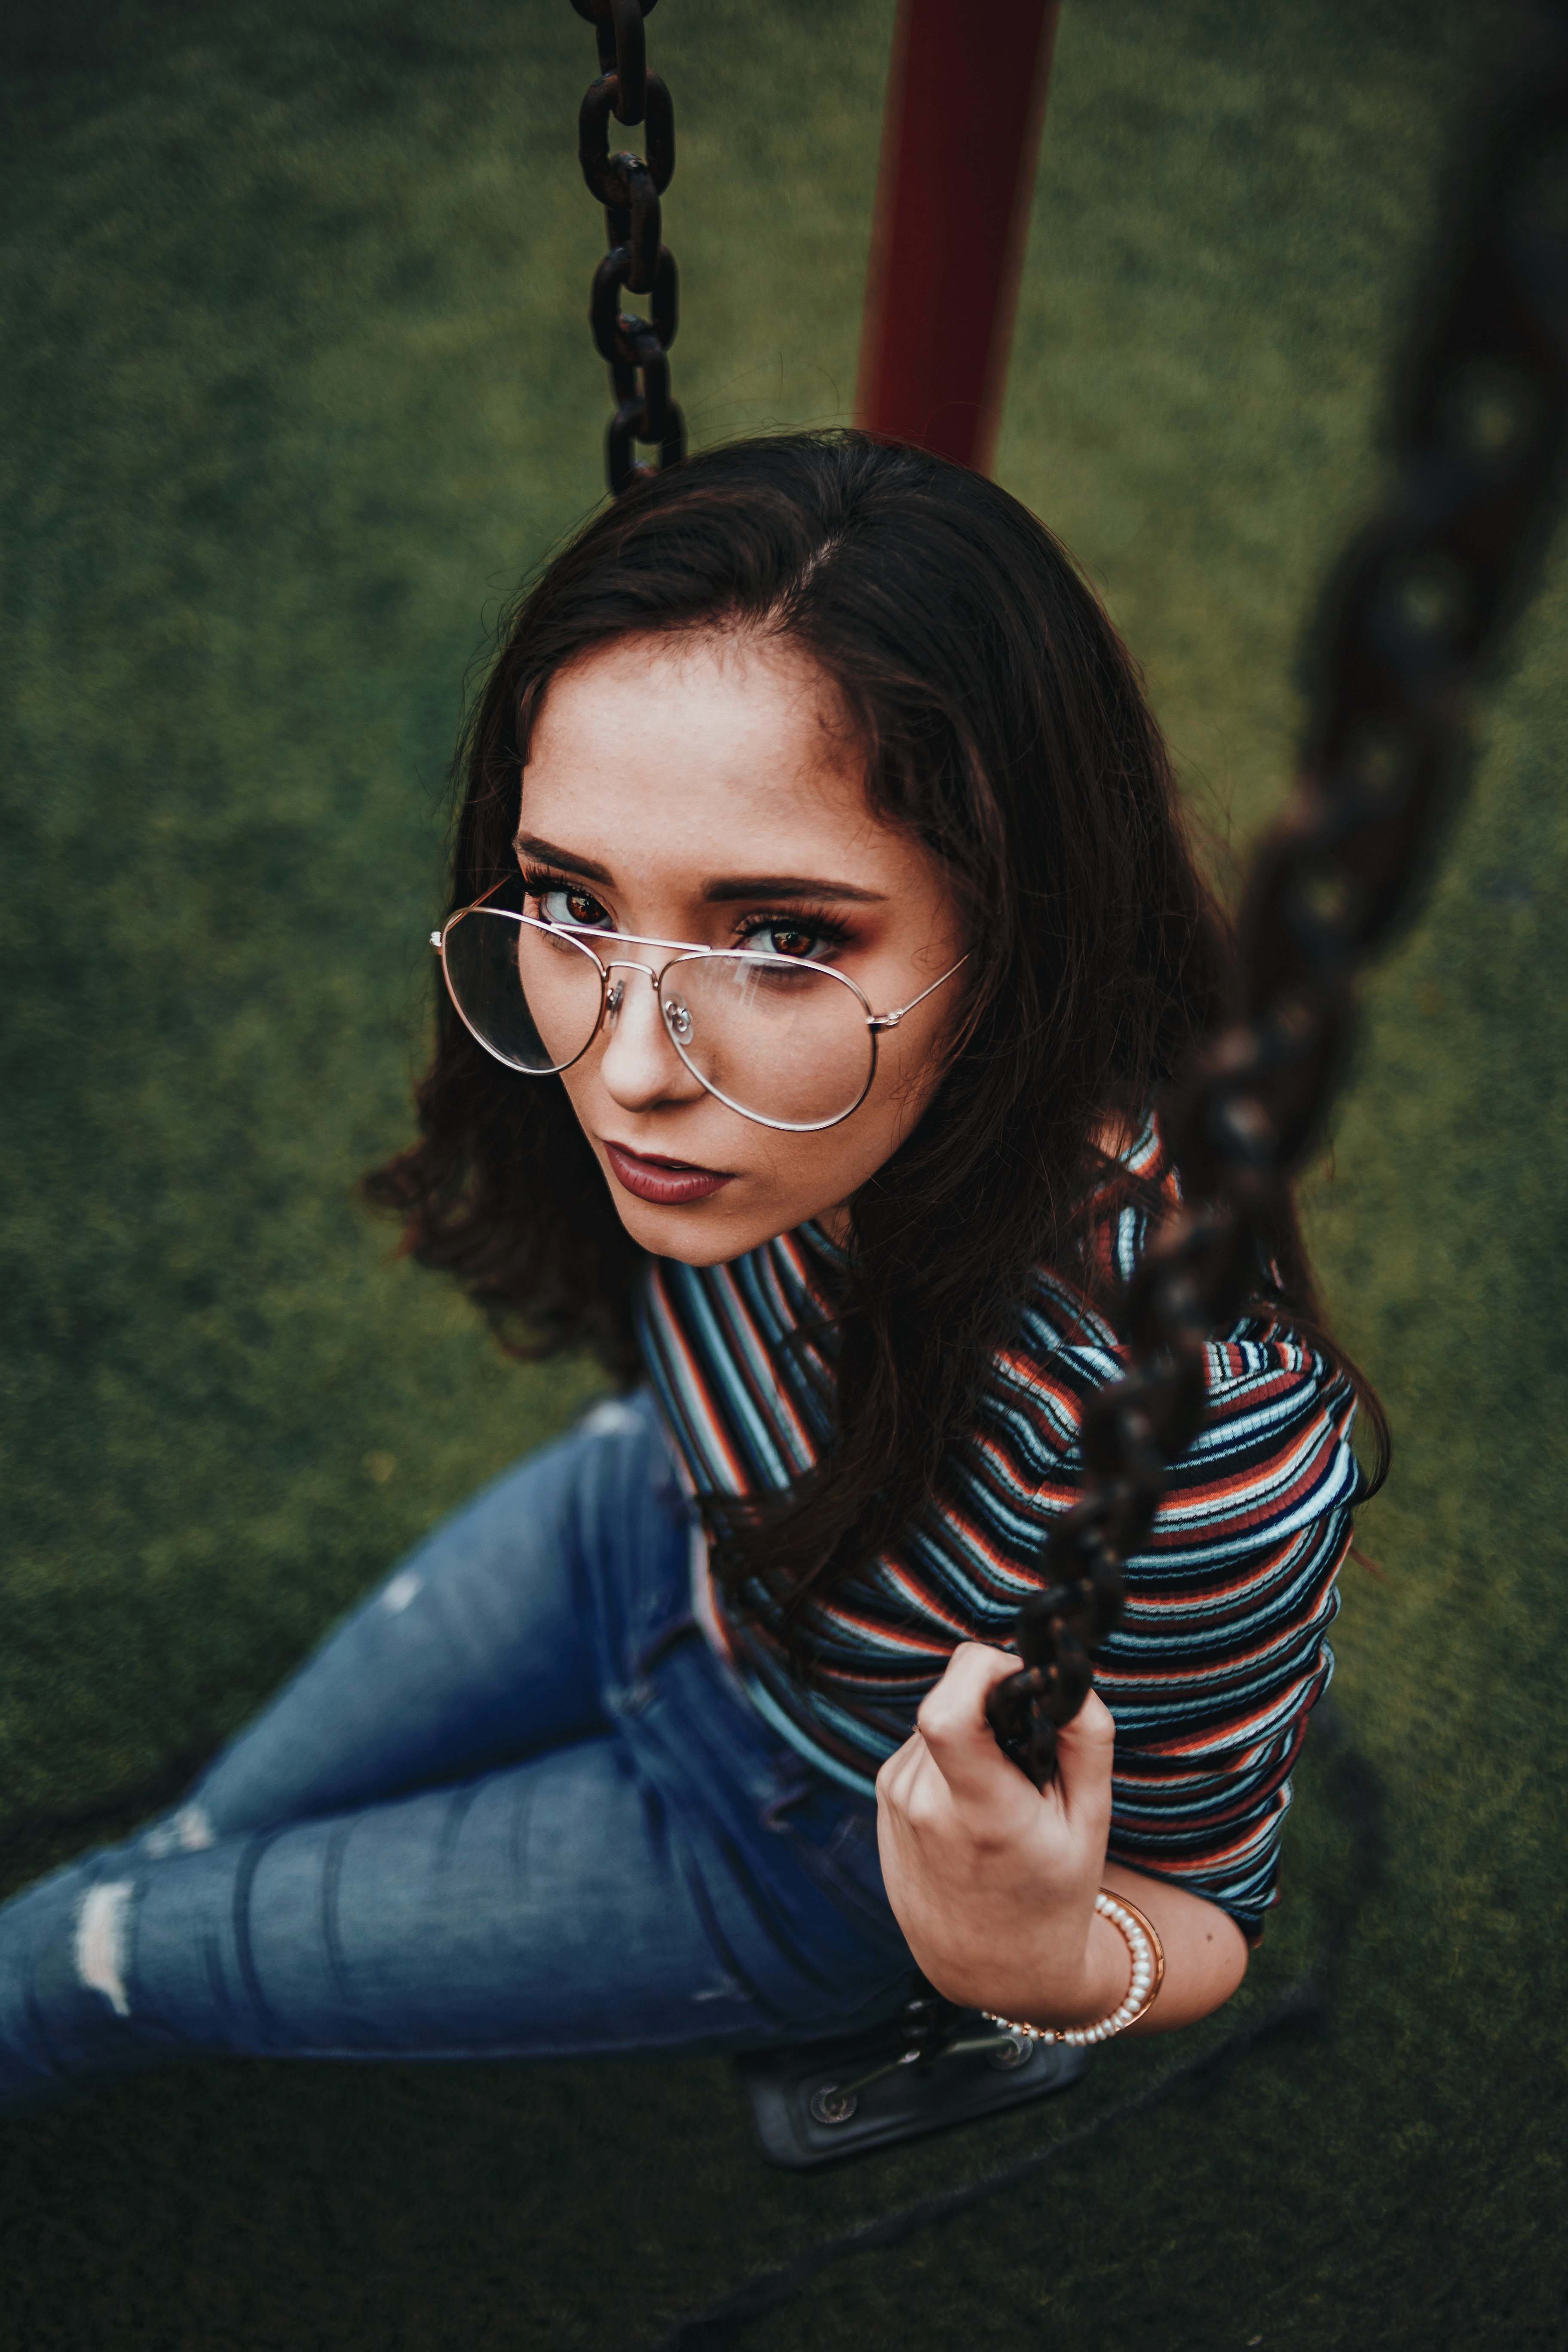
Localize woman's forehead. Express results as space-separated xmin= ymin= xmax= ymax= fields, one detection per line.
xmin=522 ymin=633 xmax=907 ymax=882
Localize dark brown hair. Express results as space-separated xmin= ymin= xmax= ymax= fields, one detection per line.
xmin=367 ymin=431 xmax=1382 ymax=1628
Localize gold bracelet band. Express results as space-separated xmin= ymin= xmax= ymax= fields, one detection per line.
xmin=982 ymin=1887 xmax=1167 ymax=2047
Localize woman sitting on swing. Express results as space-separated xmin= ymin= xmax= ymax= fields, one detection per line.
xmin=0 ymin=433 xmax=1378 ymax=2106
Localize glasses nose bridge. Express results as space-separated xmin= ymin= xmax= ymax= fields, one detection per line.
xmin=598 ymin=950 xmax=679 ymax=1033
xmin=599 ymin=952 xmax=665 ymax=989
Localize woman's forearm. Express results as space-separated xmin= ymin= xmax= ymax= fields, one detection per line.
xmin=959 ymin=1864 xmax=1250 ymax=2036
xmin=972 ymin=1866 xmax=1250 ymax=2036
xmin=876 ymin=1645 xmax=1253 ymax=2043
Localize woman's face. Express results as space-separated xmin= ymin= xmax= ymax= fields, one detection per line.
xmin=516 ymin=630 xmax=968 ymax=1265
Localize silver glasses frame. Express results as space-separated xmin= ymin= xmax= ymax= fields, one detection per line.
xmin=429 ymin=879 xmax=969 ymax=1134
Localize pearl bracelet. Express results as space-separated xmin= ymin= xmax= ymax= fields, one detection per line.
xmin=982 ymin=1888 xmax=1167 ymax=2046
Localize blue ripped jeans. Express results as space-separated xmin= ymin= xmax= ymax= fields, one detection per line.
xmin=0 ymin=1395 xmax=916 ymax=2112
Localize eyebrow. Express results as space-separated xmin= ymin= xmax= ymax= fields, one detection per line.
xmin=515 ymin=833 xmax=614 ymax=884
xmin=514 ymin=833 xmax=888 ymax=905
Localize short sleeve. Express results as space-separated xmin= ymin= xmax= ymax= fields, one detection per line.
xmin=1092 ymin=1330 xmax=1364 ymax=1937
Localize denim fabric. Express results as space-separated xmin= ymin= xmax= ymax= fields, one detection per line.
xmin=0 ymin=1394 xmax=916 ymax=2111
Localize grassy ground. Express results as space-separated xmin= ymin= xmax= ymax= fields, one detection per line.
xmin=3 ymin=0 xmax=1566 ymax=2345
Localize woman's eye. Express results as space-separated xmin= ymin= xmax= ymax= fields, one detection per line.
xmin=535 ymin=885 xmax=608 ymax=930
xmin=741 ymin=919 xmax=828 ymax=962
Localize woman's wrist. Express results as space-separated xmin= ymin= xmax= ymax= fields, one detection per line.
xmin=1023 ymin=1902 xmax=1130 ymax=2032
xmin=958 ymin=1899 xmax=1127 ymax=2034
xmin=985 ymin=1891 xmax=1169 ymax=2045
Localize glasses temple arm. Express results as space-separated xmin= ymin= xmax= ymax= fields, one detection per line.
xmin=868 ymin=952 xmax=971 ymax=1032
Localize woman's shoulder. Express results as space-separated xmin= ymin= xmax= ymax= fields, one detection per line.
xmin=1007 ymin=1280 xmax=1351 ymax=1436
xmin=995 ymin=1253 xmax=1362 ymax=1559
xmin=1008 ymin=1112 xmax=1351 ymax=1422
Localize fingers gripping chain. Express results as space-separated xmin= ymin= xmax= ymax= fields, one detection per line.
xmin=987 ymin=7 xmax=1568 ymax=1788
xmin=572 ymin=0 xmax=685 ymax=495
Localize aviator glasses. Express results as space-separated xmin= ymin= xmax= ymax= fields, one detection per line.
xmin=431 ymin=880 xmax=969 ymax=1133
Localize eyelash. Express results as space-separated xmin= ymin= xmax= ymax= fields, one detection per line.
xmin=519 ymin=864 xmax=609 ymax=925
xmin=517 ymin=864 xmax=856 ymax=957
xmin=731 ymin=908 xmax=854 ymax=956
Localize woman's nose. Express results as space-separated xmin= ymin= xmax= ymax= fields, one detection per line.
xmin=597 ymin=966 xmax=706 ymax=1112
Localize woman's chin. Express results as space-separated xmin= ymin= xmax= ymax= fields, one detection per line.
xmin=607 ymin=1183 xmax=773 ymax=1266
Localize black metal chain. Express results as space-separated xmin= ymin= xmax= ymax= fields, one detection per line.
xmin=572 ymin=0 xmax=685 ymax=496
xmin=987 ymin=2 xmax=1568 ymax=1787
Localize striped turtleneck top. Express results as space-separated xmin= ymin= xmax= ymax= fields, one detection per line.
xmin=637 ymin=1117 xmax=1365 ymax=1937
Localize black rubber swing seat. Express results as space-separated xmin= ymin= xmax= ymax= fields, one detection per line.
xmin=733 ymin=1995 xmax=1088 ymax=2168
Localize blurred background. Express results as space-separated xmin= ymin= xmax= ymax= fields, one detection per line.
xmin=2 ymin=1 xmax=1565 ymax=2344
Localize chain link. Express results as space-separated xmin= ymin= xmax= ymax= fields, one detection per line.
xmin=572 ymin=0 xmax=685 ymax=495
xmin=987 ymin=4 xmax=1568 ymax=1788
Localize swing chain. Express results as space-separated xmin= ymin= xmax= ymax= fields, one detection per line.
xmin=988 ymin=6 xmax=1568 ymax=1787
xmin=572 ymin=0 xmax=686 ymax=495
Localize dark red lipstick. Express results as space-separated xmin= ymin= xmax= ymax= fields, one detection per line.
xmin=602 ymin=1142 xmax=735 ymax=1205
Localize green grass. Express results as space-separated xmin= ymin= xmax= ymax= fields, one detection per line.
xmin=2 ymin=0 xmax=1566 ymax=2345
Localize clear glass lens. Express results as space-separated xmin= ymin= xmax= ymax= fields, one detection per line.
xmin=439 ymin=914 xmax=876 ymax=1128
xmin=659 ymin=952 xmax=873 ymax=1129
xmin=443 ymin=908 xmax=603 ymax=1073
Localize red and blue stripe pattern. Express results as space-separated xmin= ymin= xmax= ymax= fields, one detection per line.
xmin=637 ymin=1119 xmax=1365 ymax=1935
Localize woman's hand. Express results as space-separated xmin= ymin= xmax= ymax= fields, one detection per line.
xmin=874 ymin=1640 xmax=1127 ymax=2030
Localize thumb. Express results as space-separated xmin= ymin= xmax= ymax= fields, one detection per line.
xmin=915 ymin=1642 xmax=1037 ymax=1813
xmin=1050 ymin=1688 xmax=1116 ymax=1837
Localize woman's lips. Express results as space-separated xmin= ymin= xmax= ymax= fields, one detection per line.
xmin=602 ymin=1141 xmax=735 ymax=1205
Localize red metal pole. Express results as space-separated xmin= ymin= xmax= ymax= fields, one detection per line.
xmin=856 ymin=0 xmax=1060 ymax=475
